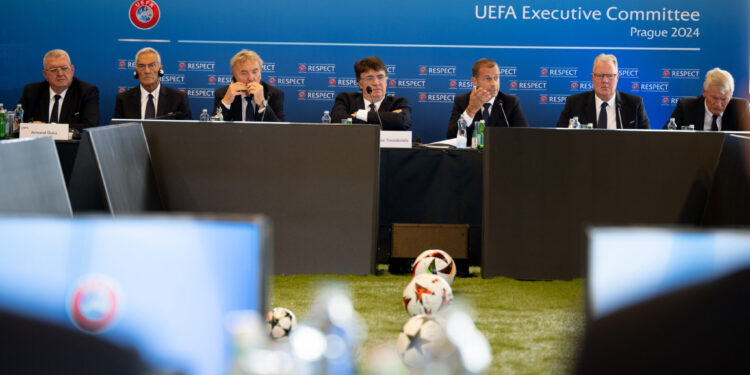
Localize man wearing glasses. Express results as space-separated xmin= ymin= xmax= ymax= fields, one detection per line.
xmin=331 ymin=56 xmax=411 ymax=130
xmin=18 ymin=49 xmax=99 ymax=133
xmin=557 ymin=53 xmax=649 ymax=129
xmin=447 ymin=58 xmax=529 ymax=142
xmin=114 ymin=47 xmax=192 ymax=120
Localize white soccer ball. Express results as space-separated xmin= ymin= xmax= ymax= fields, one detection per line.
xmin=402 ymin=274 xmax=453 ymax=316
xmin=266 ymin=307 xmax=297 ymax=339
xmin=412 ymin=249 xmax=457 ymax=285
xmin=396 ymin=315 xmax=451 ymax=369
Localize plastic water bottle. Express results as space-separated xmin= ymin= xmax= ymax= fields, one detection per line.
xmin=199 ymin=109 xmax=210 ymax=122
xmin=477 ymin=120 xmax=486 ymax=149
xmin=321 ymin=110 xmax=331 ymax=124
xmin=456 ymin=118 xmax=467 ymax=149
xmin=666 ymin=117 xmax=677 ymax=130
xmin=14 ymin=104 xmax=23 ymax=131
xmin=571 ymin=116 xmax=581 ymax=129
xmin=212 ymin=106 xmax=223 ymax=122
xmin=0 ymin=104 xmax=6 ymax=139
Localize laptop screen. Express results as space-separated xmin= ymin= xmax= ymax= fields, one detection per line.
xmin=0 ymin=215 xmax=269 ymax=375
xmin=587 ymin=227 xmax=750 ymax=320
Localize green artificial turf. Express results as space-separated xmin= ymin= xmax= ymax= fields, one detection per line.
xmin=270 ymin=267 xmax=585 ymax=374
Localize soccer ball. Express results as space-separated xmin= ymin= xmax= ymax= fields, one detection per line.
xmin=266 ymin=307 xmax=297 ymax=339
xmin=412 ymin=249 xmax=456 ymax=285
xmin=403 ymin=274 xmax=453 ymax=316
xmin=396 ymin=315 xmax=452 ymax=368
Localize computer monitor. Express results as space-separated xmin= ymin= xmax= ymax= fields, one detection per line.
xmin=587 ymin=227 xmax=750 ymax=320
xmin=0 ymin=215 xmax=270 ymax=375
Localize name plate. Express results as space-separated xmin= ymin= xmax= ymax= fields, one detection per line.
xmin=19 ymin=123 xmax=70 ymax=140
xmin=380 ymin=130 xmax=412 ymax=148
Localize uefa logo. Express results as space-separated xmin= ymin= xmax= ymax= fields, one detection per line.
xmin=118 ymin=87 xmax=127 ymax=94
xmin=389 ymin=80 xmax=397 ymax=87
xmin=208 ymin=76 xmax=216 ymax=84
xmin=68 ymin=275 xmax=122 ymax=334
xmin=298 ymin=64 xmax=307 ymax=72
xmin=662 ymin=70 xmax=670 ymax=77
xmin=540 ymin=68 xmax=548 ymax=76
xmin=269 ymin=77 xmax=277 ymax=85
xmin=571 ymin=82 xmax=578 ymax=90
xmin=118 ymin=61 xmax=126 ymax=68
xmin=328 ymin=78 xmax=336 ymax=86
xmin=540 ymin=95 xmax=548 ymax=103
xmin=129 ymin=0 xmax=160 ymax=30
xmin=178 ymin=62 xmax=186 ymax=70
xmin=419 ymin=66 xmax=427 ymax=74
xmin=510 ymin=81 xmax=518 ymax=89
xmin=449 ymin=80 xmax=457 ymax=88
xmin=298 ymin=91 xmax=306 ymax=99
xmin=419 ymin=93 xmax=427 ymax=101
xmin=632 ymin=83 xmax=639 ymax=90
xmin=662 ymin=97 xmax=670 ymax=104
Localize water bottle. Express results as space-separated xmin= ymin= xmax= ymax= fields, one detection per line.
xmin=477 ymin=120 xmax=486 ymax=149
xmin=212 ymin=106 xmax=223 ymax=122
xmin=666 ymin=117 xmax=677 ymax=130
xmin=321 ymin=110 xmax=331 ymax=124
xmin=15 ymin=104 xmax=23 ymax=131
xmin=571 ymin=116 xmax=581 ymax=129
xmin=0 ymin=104 xmax=6 ymax=139
xmin=199 ymin=109 xmax=210 ymax=122
xmin=5 ymin=111 xmax=15 ymax=139
xmin=456 ymin=118 xmax=467 ymax=149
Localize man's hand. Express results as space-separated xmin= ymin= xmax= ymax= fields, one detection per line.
xmin=466 ymin=85 xmax=494 ymax=117
xmin=222 ymin=82 xmax=249 ymax=106
xmin=247 ymin=82 xmax=265 ymax=106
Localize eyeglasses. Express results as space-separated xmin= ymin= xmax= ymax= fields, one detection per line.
xmin=593 ymin=73 xmax=618 ymax=80
xmin=136 ymin=62 xmax=159 ymax=71
xmin=361 ymin=74 xmax=387 ymax=82
xmin=45 ymin=65 xmax=71 ymax=73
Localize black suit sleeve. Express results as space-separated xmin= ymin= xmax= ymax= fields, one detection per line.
xmin=370 ymin=97 xmax=411 ymax=130
xmin=556 ymin=98 xmax=575 ymax=127
xmin=506 ymin=98 xmax=529 ymax=127
xmin=256 ymin=90 xmax=285 ymax=122
xmin=72 ymin=85 xmax=99 ymax=130
xmin=633 ymin=97 xmax=650 ymax=129
xmin=175 ymin=91 xmax=193 ymax=120
xmin=113 ymin=93 xmax=125 ymax=119
xmin=664 ymin=99 xmax=687 ymax=129
xmin=331 ymin=93 xmax=353 ymax=124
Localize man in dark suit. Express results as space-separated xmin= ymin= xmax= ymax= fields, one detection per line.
xmin=114 ymin=47 xmax=192 ymax=120
xmin=331 ymin=56 xmax=411 ymax=130
xmin=447 ymin=58 xmax=528 ymax=142
xmin=213 ymin=49 xmax=284 ymax=122
xmin=18 ymin=49 xmax=99 ymax=133
xmin=664 ymin=67 xmax=749 ymax=131
xmin=557 ymin=53 xmax=650 ymax=129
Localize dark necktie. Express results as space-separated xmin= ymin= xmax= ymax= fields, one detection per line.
xmin=50 ymin=94 xmax=61 ymax=123
xmin=145 ymin=93 xmax=155 ymax=119
xmin=482 ymin=103 xmax=491 ymax=123
xmin=369 ymin=103 xmax=376 ymax=112
xmin=598 ymin=102 xmax=608 ymax=129
xmin=245 ymin=96 xmax=255 ymax=121
xmin=711 ymin=114 xmax=719 ymax=131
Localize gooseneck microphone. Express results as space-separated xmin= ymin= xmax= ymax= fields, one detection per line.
xmin=617 ymin=105 xmax=623 ymax=129
xmin=154 ymin=111 xmax=182 ymax=120
xmin=259 ymin=94 xmax=269 ymax=122
xmin=366 ymin=86 xmax=384 ymax=128
xmin=497 ymin=100 xmax=510 ymax=127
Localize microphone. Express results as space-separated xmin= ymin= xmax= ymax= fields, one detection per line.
xmin=617 ymin=105 xmax=623 ymax=129
xmin=259 ymin=94 xmax=269 ymax=122
xmin=366 ymin=86 xmax=384 ymax=128
xmin=497 ymin=100 xmax=510 ymax=127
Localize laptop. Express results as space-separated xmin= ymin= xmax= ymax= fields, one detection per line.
xmin=0 ymin=215 xmax=270 ymax=375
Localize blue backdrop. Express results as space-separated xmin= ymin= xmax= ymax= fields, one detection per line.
xmin=1 ymin=0 xmax=748 ymax=142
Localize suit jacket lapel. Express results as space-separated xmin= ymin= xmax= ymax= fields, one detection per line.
xmin=156 ymin=85 xmax=168 ymax=117
xmin=614 ymin=91 xmax=623 ymax=129
xmin=587 ymin=91 xmax=597 ymax=127
xmin=59 ymin=79 xmax=76 ymax=123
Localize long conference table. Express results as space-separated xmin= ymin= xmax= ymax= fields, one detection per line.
xmin=56 ymin=122 xmax=750 ymax=279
